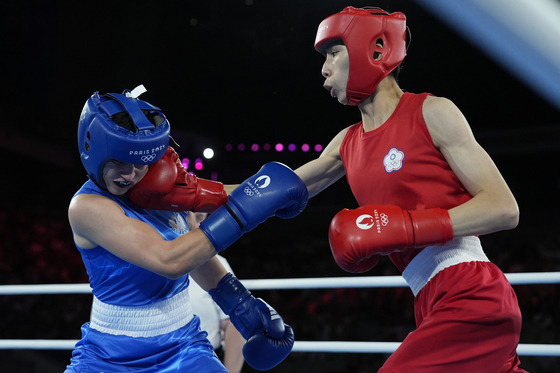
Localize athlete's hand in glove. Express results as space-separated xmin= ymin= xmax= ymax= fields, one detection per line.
xmin=199 ymin=162 xmax=308 ymax=252
xmin=128 ymin=147 xmax=228 ymax=213
xmin=329 ymin=205 xmax=454 ymax=273
xmin=209 ymin=273 xmax=294 ymax=371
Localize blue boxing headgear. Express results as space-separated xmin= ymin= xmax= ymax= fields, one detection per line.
xmin=77 ymin=85 xmax=170 ymax=188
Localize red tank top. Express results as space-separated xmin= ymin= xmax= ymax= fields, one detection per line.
xmin=340 ymin=92 xmax=472 ymax=271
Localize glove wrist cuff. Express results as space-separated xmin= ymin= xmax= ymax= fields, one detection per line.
xmin=194 ymin=179 xmax=228 ymax=213
xmin=208 ymin=273 xmax=251 ymax=315
xmin=199 ymin=206 xmax=243 ymax=252
xmin=409 ymin=208 xmax=454 ymax=247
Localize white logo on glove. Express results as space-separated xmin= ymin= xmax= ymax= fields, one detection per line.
xmin=356 ymin=210 xmax=384 ymax=233
xmin=255 ymin=175 xmax=271 ymax=188
xmin=243 ymin=175 xmax=271 ymax=197
xmin=356 ymin=214 xmax=375 ymax=230
xmin=380 ymin=213 xmax=389 ymax=226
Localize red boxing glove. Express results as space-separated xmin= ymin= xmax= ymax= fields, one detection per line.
xmin=328 ymin=205 xmax=454 ymax=273
xmin=128 ymin=147 xmax=228 ymax=213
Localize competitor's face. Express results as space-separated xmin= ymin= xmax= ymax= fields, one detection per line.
xmin=321 ymin=43 xmax=350 ymax=105
xmin=102 ymin=160 xmax=149 ymax=195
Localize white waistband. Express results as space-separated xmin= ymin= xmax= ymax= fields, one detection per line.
xmin=402 ymin=236 xmax=489 ymax=296
xmin=90 ymin=288 xmax=193 ymax=338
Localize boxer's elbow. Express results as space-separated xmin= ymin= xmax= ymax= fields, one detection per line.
xmin=499 ymin=200 xmax=520 ymax=231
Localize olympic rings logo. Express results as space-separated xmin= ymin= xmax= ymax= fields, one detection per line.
xmin=244 ymin=187 xmax=254 ymax=196
xmin=141 ymin=154 xmax=157 ymax=162
xmin=380 ymin=213 xmax=389 ymax=226
xmin=383 ymin=147 xmax=404 ymax=173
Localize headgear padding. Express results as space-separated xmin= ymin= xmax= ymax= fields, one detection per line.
xmin=314 ymin=7 xmax=407 ymax=105
xmin=77 ymin=88 xmax=170 ymax=188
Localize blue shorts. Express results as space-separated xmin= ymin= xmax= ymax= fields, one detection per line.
xmin=65 ymin=317 xmax=227 ymax=372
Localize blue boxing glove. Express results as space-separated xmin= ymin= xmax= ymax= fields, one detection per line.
xmin=199 ymin=162 xmax=308 ymax=252
xmin=209 ymin=273 xmax=294 ymax=371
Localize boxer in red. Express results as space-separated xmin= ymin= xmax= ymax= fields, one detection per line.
xmin=294 ymin=6 xmax=527 ymax=372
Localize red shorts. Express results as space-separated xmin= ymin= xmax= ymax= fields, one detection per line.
xmin=380 ymin=261 xmax=527 ymax=372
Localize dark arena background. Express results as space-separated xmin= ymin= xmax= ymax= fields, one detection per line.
xmin=1 ymin=0 xmax=559 ymax=372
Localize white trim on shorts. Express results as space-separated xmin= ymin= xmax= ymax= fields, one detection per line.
xmin=402 ymin=236 xmax=490 ymax=296
xmin=90 ymin=288 xmax=194 ymax=338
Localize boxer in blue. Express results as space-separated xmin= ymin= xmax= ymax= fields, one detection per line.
xmin=65 ymin=86 xmax=308 ymax=372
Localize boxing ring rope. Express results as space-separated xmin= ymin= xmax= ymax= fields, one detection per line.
xmin=2 ymin=272 xmax=560 ymax=356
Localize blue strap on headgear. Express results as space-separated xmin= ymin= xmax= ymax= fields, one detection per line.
xmin=77 ymin=85 xmax=170 ymax=188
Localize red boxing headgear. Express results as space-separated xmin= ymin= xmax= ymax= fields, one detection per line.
xmin=315 ymin=7 xmax=407 ymax=105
